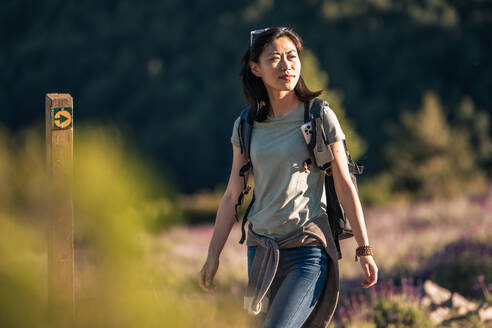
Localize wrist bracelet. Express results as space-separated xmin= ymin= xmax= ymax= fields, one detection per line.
xmin=355 ymin=245 xmax=373 ymax=262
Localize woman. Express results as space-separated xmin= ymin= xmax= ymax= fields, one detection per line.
xmin=199 ymin=27 xmax=378 ymax=328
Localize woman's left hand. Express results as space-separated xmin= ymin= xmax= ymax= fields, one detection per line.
xmin=359 ymin=255 xmax=378 ymax=288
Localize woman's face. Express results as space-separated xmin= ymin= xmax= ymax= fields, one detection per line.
xmin=250 ymin=36 xmax=301 ymax=94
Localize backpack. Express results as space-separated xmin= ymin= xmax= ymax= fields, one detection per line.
xmin=234 ymin=98 xmax=364 ymax=260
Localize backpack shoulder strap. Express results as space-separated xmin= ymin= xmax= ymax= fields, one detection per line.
xmin=238 ymin=107 xmax=253 ymax=161
xmin=306 ymin=99 xmax=343 ymax=258
xmin=305 ymin=98 xmax=333 ymax=171
xmin=236 ymin=106 xmax=255 ymax=244
xmin=309 ymin=98 xmax=326 ymax=119
xmin=303 ymin=97 xmax=326 ymax=121
xmin=309 ymin=98 xmax=329 ymax=145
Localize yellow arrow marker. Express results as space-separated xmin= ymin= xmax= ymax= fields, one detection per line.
xmin=53 ymin=109 xmax=72 ymax=129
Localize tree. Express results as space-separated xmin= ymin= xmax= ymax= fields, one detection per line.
xmin=455 ymin=97 xmax=492 ymax=179
xmin=383 ymin=91 xmax=487 ymax=201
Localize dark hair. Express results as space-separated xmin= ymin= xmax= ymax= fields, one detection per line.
xmin=240 ymin=27 xmax=323 ymax=122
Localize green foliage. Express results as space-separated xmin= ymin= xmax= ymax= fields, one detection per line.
xmin=0 ymin=124 xmax=250 ymax=327
xmin=178 ymin=187 xmax=225 ymax=224
xmin=0 ymin=215 xmax=50 ymax=328
xmin=383 ymin=91 xmax=488 ymax=201
xmin=372 ymin=297 xmax=434 ymax=328
xmin=320 ymin=0 xmax=459 ymax=28
xmin=1 ymin=0 xmax=491 ymax=197
xmin=358 ymin=172 xmax=394 ymax=207
xmin=74 ymin=123 xmax=184 ymax=233
xmin=242 ymin=0 xmax=275 ymax=23
xmin=455 ymin=96 xmax=492 ymax=177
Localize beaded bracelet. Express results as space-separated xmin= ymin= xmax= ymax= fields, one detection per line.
xmin=355 ymin=245 xmax=374 ymax=262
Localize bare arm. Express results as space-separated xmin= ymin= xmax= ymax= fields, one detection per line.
xmin=199 ymin=144 xmax=249 ymax=292
xmin=329 ymin=140 xmax=369 ymax=247
xmin=329 ymin=139 xmax=378 ymax=288
xmin=208 ymin=143 xmax=249 ymax=258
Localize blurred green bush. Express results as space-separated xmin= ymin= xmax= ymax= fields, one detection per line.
xmin=0 ymin=123 xmax=251 ymax=328
xmin=372 ymin=297 xmax=434 ymax=328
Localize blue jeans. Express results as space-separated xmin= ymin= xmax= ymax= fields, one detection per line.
xmin=247 ymin=245 xmax=328 ymax=328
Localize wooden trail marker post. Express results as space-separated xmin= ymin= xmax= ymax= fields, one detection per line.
xmin=45 ymin=93 xmax=74 ymax=326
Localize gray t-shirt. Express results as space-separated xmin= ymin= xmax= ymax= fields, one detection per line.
xmin=231 ymin=101 xmax=346 ymax=240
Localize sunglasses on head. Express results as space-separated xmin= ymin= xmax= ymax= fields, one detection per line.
xmin=249 ymin=26 xmax=288 ymax=50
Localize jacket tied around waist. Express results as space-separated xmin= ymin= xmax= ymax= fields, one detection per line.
xmin=244 ymin=212 xmax=340 ymax=328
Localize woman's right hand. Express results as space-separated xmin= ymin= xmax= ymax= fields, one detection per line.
xmin=199 ymin=254 xmax=219 ymax=292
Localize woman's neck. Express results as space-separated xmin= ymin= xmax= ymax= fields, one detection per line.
xmin=267 ymin=90 xmax=300 ymax=119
